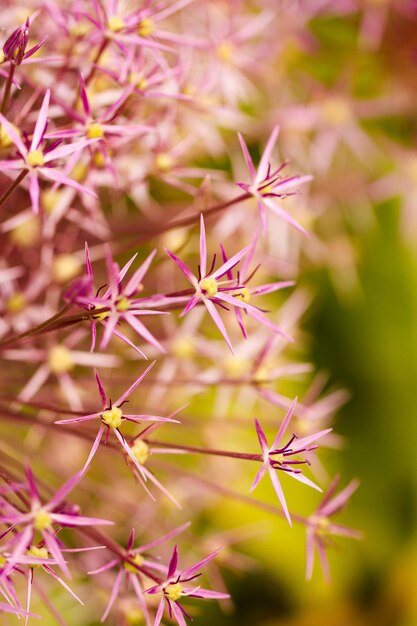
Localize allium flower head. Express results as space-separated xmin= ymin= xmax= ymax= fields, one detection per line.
xmin=237 ymin=126 xmax=312 ymax=236
xmin=145 ymin=544 xmax=229 ymax=626
xmin=2 ymin=18 xmax=46 ymax=65
xmin=251 ymin=399 xmax=331 ymax=526
xmin=306 ymin=475 xmax=362 ymax=582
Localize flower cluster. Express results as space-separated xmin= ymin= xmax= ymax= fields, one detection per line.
xmin=6 ymin=0 xmax=411 ymax=623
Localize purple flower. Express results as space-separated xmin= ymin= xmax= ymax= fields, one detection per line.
xmin=0 ymin=466 xmax=113 ymax=580
xmin=237 ymin=126 xmax=312 ymax=236
xmin=145 ymin=545 xmax=229 ymax=626
xmin=306 ymin=475 xmax=363 ymax=582
xmin=2 ymin=18 xmax=46 ymax=65
xmin=165 ymin=214 xmax=263 ymax=352
xmin=89 ymin=522 xmax=190 ymax=623
xmin=251 ymin=399 xmax=331 ymax=525
xmin=0 ymin=90 xmax=98 ymax=213
xmin=55 ymin=362 xmax=180 ymax=483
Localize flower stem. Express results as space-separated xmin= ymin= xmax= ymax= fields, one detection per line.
xmin=0 ymin=63 xmax=16 ymax=114
xmin=146 ymin=438 xmax=262 ymax=462
xmin=0 ymin=169 xmax=28 ymax=209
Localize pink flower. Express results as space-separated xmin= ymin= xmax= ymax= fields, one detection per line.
xmin=89 ymin=522 xmax=190 ymax=623
xmin=165 ymin=214 xmax=261 ymax=352
xmin=0 ymin=90 xmax=98 ymax=213
xmin=2 ymin=17 xmax=46 ymax=65
xmin=55 ymin=362 xmax=180 ymax=483
xmin=306 ymin=475 xmax=362 ymax=582
xmin=236 ymin=126 xmax=312 ymax=236
xmin=76 ymin=244 xmax=166 ymax=355
xmin=0 ymin=466 xmax=113 ymax=580
xmin=145 ymin=544 xmax=229 ymax=626
xmin=251 ymin=399 xmax=331 ymax=526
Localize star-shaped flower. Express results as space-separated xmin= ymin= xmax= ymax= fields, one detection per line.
xmin=237 ymin=126 xmax=312 ymax=236
xmin=251 ymin=399 xmax=331 ymax=525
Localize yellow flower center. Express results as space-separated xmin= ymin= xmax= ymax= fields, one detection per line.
xmin=116 ymin=296 xmax=131 ymax=312
xmin=310 ymin=515 xmax=330 ymax=535
xmin=131 ymin=439 xmax=149 ymax=465
xmin=27 ymin=149 xmax=45 ymax=167
xmin=10 ymin=215 xmax=41 ymax=248
xmin=217 ymin=41 xmax=234 ymax=63
xmin=128 ymin=72 xmax=148 ymax=90
xmin=321 ymin=97 xmax=351 ymax=125
xmin=101 ymin=406 xmax=123 ymax=429
xmin=0 ymin=122 xmax=19 ymax=148
xmin=70 ymin=162 xmax=89 ymax=182
xmin=6 ymin=292 xmax=26 ymax=313
xmin=27 ymin=545 xmax=48 ymax=567
xmin=253 ymin=365 xmax=269 ymax=386
xmin=0 ymin=555 xmax=6 ymax=568
xmin=124 ymin=553 xmax=145 ymax=573
xmin=224 ymin=356 xmax=248 ymax=379
xmin=34 ymin=509 xmax=52 ymax=531
xmin=41 ymin=189 xmax=61 ymax=213
xmin=235 ymin=287 xmax=251 ymax=303
xmin=48 ymin=345 xmax=74 ymax=374
xmin=200 ymin=277 xmax=218 ymax=297
xmin=165 ymin=582 xmax=183 ymax=601
xmin=155 ymin=153 xmax=174 ymax=172
xmin=94 ymin=309 xmax=110 ymax=320
xmin=107 ymin=15 xmax=125 ymax=32
xmin=87 ymin=122 xmax=105 ymax=139
xmin=171 ymin=337 xmax=194 ymax=359
xmin=53 ymin=254 xmax=81 ymax=283
xmin=92 ymin=150 xmax=107 ymax=168
xmin=137 ymin=18 xmax=154 ymax=37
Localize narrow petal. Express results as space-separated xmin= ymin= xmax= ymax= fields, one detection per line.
xmin=203 ymin=297 xmax=233 ymax=353
xmin=211 ymin=245 xmax=251 ymax=280
xmin=28 ymin=173 xmax=40 ymax=214
xmin=164 ymin=248 xmax=196 ymax=285
xmin=305 ymin=528 xmax=315 ymax=580
xmin=271 ymin=398 xmax=298 ymax=450
xmin=167 ymin=545 xmax=179 ymax=578
xmin=40 ymin=167 xmax=97 ymax=197
xmin=100 ymin=569 xmax=124 ymax=622
xmin=249 ymin=462 xmax=267 ymax=492
xmin=254 ymin=419 xmax=269 ymax=453
xmin=31 ymin=90 xmax=50 ymax=150
xmin=0 ymin=113 xmax=27 ymax=156
xmin=256 ymin=125 xmax=280 ymax=184
xmin=238 ymin=132 xmax=255 ymax=179
xmin=199 ymin=213 xmax=207 ymax=277
xmin=268 ymin=466 xmax=291 ymax=526
xmin=291 ymin=428 xmax=332 ymax=453
xmin=115 ymin=361 xmax=156 ymax=405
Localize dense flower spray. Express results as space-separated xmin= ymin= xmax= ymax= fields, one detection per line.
xmin=2 ymin=0 xmax=405 ymax=623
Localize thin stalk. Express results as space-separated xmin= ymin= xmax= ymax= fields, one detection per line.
xmin=0 ymin=169 xmax=28 ymax=209
xmin=0 ymin=63 xmax=16 ymax=114
xmin=146 ymin=438 xmax=262 ymax=462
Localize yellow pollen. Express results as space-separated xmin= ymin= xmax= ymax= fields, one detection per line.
xmin=0 ymin=122 xmax=19 ymax=148
xmin=131 ymin=439 xmax=149 ymax=465
xmin=92 ymin=150 xmax=107 ymax=168
xmin=321 ymin=97 xmax=351 ymax=125
xmin=235 ymin=287 xmax=251 ymax=303
xmin=101 ymin=405 xmax=123 ymax=429
xmin=10 ymin=215 xmax=41 ymax=248
xmin=165 ymin=582 xmax=183 ymax=601
xmin=0 ymin=555 xmax=6 ymax=568
xmin=48 ymin=345 xmax=74 ymax=374
xmin=260 ymin=183 xmax=274 ymax=196
xmin=34 ymin=509 xmax=52 ymax=531
xmin=253 ymin=365 xmax=269 ymax=385
xmin=200 ymin=277 xmax=218 ymax=297
xmin=311 ymin=515 xmax=330 ymax=535
xmin=116 ymin=296 xmax=131 ymax=312
xmin=94 ymin=310 xmax=110 ymax=321
xmin=171 ymin=337 xmax=194 ymax=359
xmin=27 ymin=149 xmax=45 ymax=167
xmin=41 ymin=189 xmax=61 ymax=213
xmin=224 ymin=356 xmax=248 ymax=379
xmin=155 ymin=153 xmax=174 ymax=172
xmin=87 ymin=122 xmax=105 ymax=139
xmin=6 ymin=292 xmax=26 ymax=314
xmin=70 ymin=162 xmax=88 ymax=182
xmin=217 ymin=41 xmax=234 ymax=63
xmin=53 ymin=254 xmax=81 ymax=283
xmin=124 ymin=553 xmax=145 ymax=573
xmin=27 ymin=545 xmax=48 ymax=567
xmin=0 ymin=51 xmax=5 ymax=64
xmin=125 ymin=607 xmax=145 ymax=625
xmin=69 ymin=22 xmax=91 ymax=38
xmin=107 ymin=15 xmax=125 ymax=32
xmin=137 ymin=18 xmax=154 ymax=37
xmin=128 ymin=72 xmax=148 ymax=90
